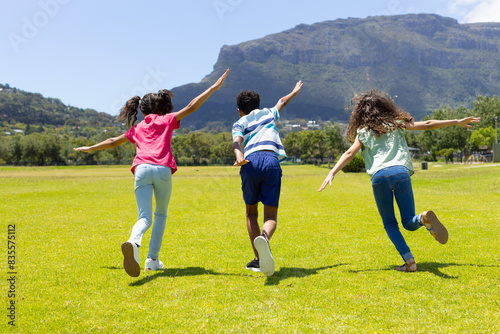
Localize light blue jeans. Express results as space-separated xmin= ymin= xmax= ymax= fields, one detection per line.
xmin=129 ymin=164 xmax=172 ymax=259
xmin=371 ymin=166 xmax=423 ymax=261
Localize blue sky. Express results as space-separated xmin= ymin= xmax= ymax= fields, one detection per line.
xmin=1 ymin=0 xmax=500 ymax=115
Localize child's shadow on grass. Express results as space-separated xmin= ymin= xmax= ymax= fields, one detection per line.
xmin=102 ymin=266 xmax=232 ymax=286
xmin=130 ymin=267 xmax=231 ymax=286
xmin=264 ymin=263 xmax=348 ymax=286
xmin=349 ymin=262 xmax=499 ymax=279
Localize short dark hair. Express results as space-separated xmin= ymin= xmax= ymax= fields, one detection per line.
xmin=236 ymin=90 xmax=260 ymax=115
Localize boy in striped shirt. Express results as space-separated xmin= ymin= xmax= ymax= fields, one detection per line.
xmin=232 ymin=81 xmax=303 ymax=276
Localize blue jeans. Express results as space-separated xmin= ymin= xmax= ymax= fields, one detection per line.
xmin=371 ymin=166 xmax=422 ymax=261
xmin=129 ymin=164 xmax=172 ymax=259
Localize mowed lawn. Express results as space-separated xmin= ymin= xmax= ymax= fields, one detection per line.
xmin=1 ymin=163 xmax=499 ymax=333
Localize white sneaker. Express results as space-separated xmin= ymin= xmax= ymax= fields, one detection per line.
xmin=121 ymin=241 xmax=140 ymax=277
xmin=145 ymin=258 xmax=164 ymax=271
xmin=254 ymin=236 xmax=275 ymax=276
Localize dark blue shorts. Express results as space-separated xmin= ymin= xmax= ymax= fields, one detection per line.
xmin=240 ymin=151 xmax=282 ymax=207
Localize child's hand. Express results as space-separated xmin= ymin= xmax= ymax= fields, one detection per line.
xmin=73 ymin=147 xmax=92 ymax=153
xmin=457 ymin=116 xmax=481 ymax=128
xmin=318 ymin=174 xmax=334 ymax=192
xmin=233 ymin=158 xmax=249 ymax=166
xmin=212 ymin=69 xmax=229 ymax=90
xmin=292 ymin=80 xmax=303 ymax=94
xmin=275 ymin=80 xmax=303 ymax=112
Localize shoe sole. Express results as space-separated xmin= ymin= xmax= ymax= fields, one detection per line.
xmin=121 ymin=242 xmax=140 ymax=277
xmin=254 ymin=236 xmax=275 ymax=276
xmin=423 ymin=211 xmax=448 ymax=244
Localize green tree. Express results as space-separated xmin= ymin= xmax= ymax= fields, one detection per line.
xmin=311 ymin=130 xmax=328 ymax=162
xmin=298 ymin=130 xmax=315 ymax=162
xmin=184 ymin=132 xmax=211 ymax=165
xmin=283 ymin=132 xmax=302 ymax=158
xmin=338 ymin=153 xmax=365 ymax=173
xmin=403 ymin=130 xmax=421 ymax=150
xmin=71 ymin=138 xmax=99 ymax=164
xmin=41 ymin=133 xmax=63 ymax=164
xmin=210 ymin=141 xmax=233 ymax=164
xmin=323 ymin=122 xmax=345 ymax=152
xmin=209 ymin=133 xmax=234 ymax=163
xmin=0 ymin=137 xmax=11 ymax=164
xmin=21 ymin=133 xmax=44 ymax=165
xmin=10 ymin=136 xmax=23 ymax=164
xmin=91 ymin=129 xmax=128 ymax=164
xmin=470 ymin=127 xmax=495 ymax=149
xmin=435 ymin=148 xmax=455 ymax=164
xmin=420 ymin=106 xmax=472 ymax=160
xmin=172 ymin=134 xmax=187 ymax=160
xmin=472 ymin=95 xmax=500 ymax=129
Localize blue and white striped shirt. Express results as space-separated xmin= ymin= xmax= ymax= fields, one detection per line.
xmin=232 ymin=107 xmax=286 ymax=159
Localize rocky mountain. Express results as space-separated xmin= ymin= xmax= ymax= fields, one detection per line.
xmin=172 ymin=14 xmax=500 ymax=129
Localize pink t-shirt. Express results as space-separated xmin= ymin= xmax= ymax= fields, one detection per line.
xmin=125 ymin=113 xmax=180 ymax=174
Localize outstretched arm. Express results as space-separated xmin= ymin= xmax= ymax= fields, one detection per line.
xmin=274 ymin=80 xmax=303 ymax=113
xmin=73 ymin=133 xmax=128 ymax=153
xmin=176 ymin=69 xmax=229 ymax=121
xmin=318 ymin=137 xmax=363 ymax=192
xmin=405 ymin=116 xmax=480 ymax=131
xmin=233 ymin=136 xmax=249 ymax=166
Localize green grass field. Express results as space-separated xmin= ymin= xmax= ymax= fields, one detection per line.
xmin=1 ymin=163 xmax=499 ymax=333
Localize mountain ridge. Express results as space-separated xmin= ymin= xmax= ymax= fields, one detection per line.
xmin=172 ymin=13 xmax=500 ymax=129
xmin=0 ymin=84 xmax=117 ymax=128
xmin=2 ymin=14 xmax=500 ymax=132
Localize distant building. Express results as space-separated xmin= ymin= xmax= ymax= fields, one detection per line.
xmin=307 ymin=120 xmax=320 ymax=128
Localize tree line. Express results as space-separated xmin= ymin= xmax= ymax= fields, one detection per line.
xmin=0 ymin=95 xmax=498 ymax=167
xmin=0 ymin=83 xmax=116 ymax=128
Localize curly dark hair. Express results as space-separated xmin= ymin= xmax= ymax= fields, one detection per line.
xmin=345 ymin=90 xmax=414 ymax=143
xmin=117 ymin=89 xmax=175 ymax=127
xmin=236 ymin=90 xmax=260 ymax=115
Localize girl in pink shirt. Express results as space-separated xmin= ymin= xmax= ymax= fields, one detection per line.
xmin=74 ymin=69 xmax=228 ymax=277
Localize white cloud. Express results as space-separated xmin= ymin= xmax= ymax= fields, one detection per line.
xmin=449 ymin=0 xmax=500 ymax=23
xmin=465 ymin=0 xmax=500 ymax=22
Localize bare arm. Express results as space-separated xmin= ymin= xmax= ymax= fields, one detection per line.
xmin=73 ymin=133 xmax=128 ymax=153
xmin=274 ymin=80 xmax=303 ymax=113
xmin=232 ymin=136 xmax=249 ymax=166
xmin=175 ymin=69 xmax=229 ymax=121
xmin=405 ymin=116 xmax=480 ymax=131
xmin=318 ymin=137 xmax=363 ymax=192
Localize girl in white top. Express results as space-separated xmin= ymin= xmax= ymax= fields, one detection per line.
xmin=319 ymin=90 xmax=480 ymax=272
